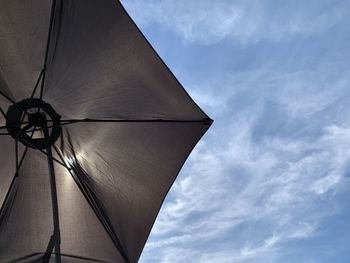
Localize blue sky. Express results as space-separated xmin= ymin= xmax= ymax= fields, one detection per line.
xmin=121 ymin=1 xmax=350 ymax=262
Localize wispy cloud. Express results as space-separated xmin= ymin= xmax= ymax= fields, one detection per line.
xmin=141 ymin=118 xmax=350 ymax=262
xmin=121 ymin=0 xmax=350 ymax=45
xmin=139 ymin=61 xmax=350 ymax=262
xmin=120 ymin=1 xmax=350 ymax=262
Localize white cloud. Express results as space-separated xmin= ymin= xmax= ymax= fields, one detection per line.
xmin=310 ymin=173 xmax=341 ymax=195
xmin=122 ymin=1 xmax=350 ymax=261
xmin=140 ymin=119 xmax=350 ymax=262
xmin=139 ymin=63 xmax=350 ymax=262
xmin=121 ymin=0 xmax=349 ymax=45
xmin=241 ymin=234 xmax=280 ymax=258
xmin=288 ymin=222 xmax=317 ymax=239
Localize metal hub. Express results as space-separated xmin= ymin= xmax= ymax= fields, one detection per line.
xmin=28 ymin=112 xmax=46 ymax=127
xmin=6 ymin=98 xmax=61 ymax=150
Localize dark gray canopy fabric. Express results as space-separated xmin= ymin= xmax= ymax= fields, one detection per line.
xmin=0 ymin=1 xmax=212 ymax=262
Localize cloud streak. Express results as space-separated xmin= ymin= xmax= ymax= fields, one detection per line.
xmin=141 ymin=118 xmax=350 ymax=262
xmin=122 ymin=0 xmax=350 ymax=45
xmin=120 ymin=1 xmax=350 ymax=262
xmin=139 ymin=61 xmax=350 ymax=262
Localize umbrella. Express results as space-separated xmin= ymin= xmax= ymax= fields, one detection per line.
xmin=0 ymin=1 xmax=212 ymax=262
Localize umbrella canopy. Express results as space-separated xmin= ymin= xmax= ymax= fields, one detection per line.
xmin=0 ymin=1 xmax=212 ymax=262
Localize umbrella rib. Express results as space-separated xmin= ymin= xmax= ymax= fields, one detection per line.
xmin=10 ymin=252 xmax=110 ymax=263
xmin=0 ymin=121 xmax=29 ymax=132
xmin=0 ymin=121 xmax=31 ymax=130
xmin=0 ymin=107 xmax=6 ymax=119
xmin=0 ymin=107 xmax=9 ymax=134
xmin=39 ymin=0 xmax=57 ymax=102
xmin=56 ymin=118 xmax=211 ymax=123
xmin=13 ymin=118 xmax=213 ymax=132
xmin=15 ymin=139 xmax=19 ymax=171
xmin=22 ymin=123 xmax=34 ymax=132
xmin=18 ymin=126 xmax=37 ymax=171
xmin=0 ymin=139 xmax=20 ymax=219
xmin=18 ymin=70 xmax=44 ymax=125
xmin=53 ymin=145 xmax=130 ymax=262
xmin=0 ymin=174 xmax=18 ymax=221
xmin=1 ymin=70 xmax=43 ymax=128
xmin=18 ymin=145 xmax=29 ymax=170
xmin=30 ymin=70 xmax=44 ymax=100
xmin=0 ymin=90 xmax=28 ymax=114
xmin=44 ymin=118 xmax=212 ymax=128
xmin=0 ymin=90 xmax=17 ymax=107
xmin=0 ymin=128 xmax=36 ymax=219
xmin=21 ymin=138 xmax=70 ymax=170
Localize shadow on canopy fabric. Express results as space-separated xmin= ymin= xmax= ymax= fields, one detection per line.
xmin=0 ymin=1 xmax=212 ymax=262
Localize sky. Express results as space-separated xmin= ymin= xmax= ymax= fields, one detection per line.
xmin=121 ymin=1 xmax=350 ymax=262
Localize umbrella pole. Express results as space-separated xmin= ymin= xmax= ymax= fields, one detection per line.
xmin=43 ymin=117 xmax=61 ymax=263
